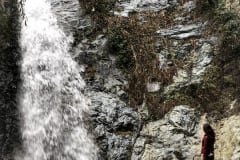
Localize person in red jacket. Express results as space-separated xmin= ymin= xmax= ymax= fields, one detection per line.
xmin=201 ymin=123 xmax=215 ymax=160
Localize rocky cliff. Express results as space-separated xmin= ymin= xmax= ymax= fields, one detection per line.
xmin=75 ymin=0 xmax=240 ymax=159
xmin=0 ymin=0 xmax=240 ymax=159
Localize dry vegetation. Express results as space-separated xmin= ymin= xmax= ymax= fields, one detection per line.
xmin=79 ymin=0 xmax=240 ymax=119
xmin=193 ymin=1 xmax=240 ymax=117
xmin=80 ymin=0 xmax=115 ymax=31
xmin=80 ymin=0 xmax=183 ymax=118
xmin=106 ymin=11 xmax=186 ymax=118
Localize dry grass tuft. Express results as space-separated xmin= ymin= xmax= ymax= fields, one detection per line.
xmin=107 ymin=12 xmax=178 ymax=111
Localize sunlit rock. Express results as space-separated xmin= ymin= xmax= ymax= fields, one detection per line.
xmin=147 ymin=82 xmax=161 ymax=92
xmin=114 ymin=0 xmax=177 ymax=17
xmin=215 ymin=116 xmax=240 ymax=160
xmin=156 ymin=23 xmax=204 ymax=39
xmin=132 ymin=105 xmax=200 ymax=159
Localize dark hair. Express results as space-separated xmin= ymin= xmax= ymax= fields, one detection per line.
xmin=203 ymin=123 xmax=215 ymax=143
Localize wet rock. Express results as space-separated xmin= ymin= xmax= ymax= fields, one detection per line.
xmin=51 ymin=0 xmax=91 ymax=34
xmin=87 ymin=91 xmax=140 ymax=160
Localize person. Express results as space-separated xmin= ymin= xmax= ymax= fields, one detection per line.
xmin=201 ymin=123 xmax=215 ymax=160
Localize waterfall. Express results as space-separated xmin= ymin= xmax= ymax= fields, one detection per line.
xmin=17 ymin=0 xmax=97 ymax=159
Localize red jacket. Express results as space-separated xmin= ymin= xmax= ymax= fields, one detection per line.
xmin=201 ymin=134 xmax=214 ymax=160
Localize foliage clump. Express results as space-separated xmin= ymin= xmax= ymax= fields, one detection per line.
xmin=193 ymin=5 xmax=240 ymax=117
xmin=107 ymin=24 xmax=134 ymax=70
xmin=107 ymin=12 xmax=177 ymax=111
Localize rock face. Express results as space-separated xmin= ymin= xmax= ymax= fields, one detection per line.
xmin=132 ymin=105 xmax=200 ymax=160
xmin=0 ymin=0 xmax=238 ymax=159
xmin=163 ymin=40 xmax=214 ymax=95
xmin=11 ymin=0 xmax=237 ymax=159
xmin=0 ymin=1 xmax=21 ymax=159
xmin=72 ymin=25 xmax=141 ymax=159
xmin=72 ymin=0 xmax=240 ymax=159
xmin=88 ymin=91 xmax=140 ymax=160
xmin=114 ymin=0 xmax=177 ymax=17
xmin=51 ymin=0 xmax=91 ymax=35
xmin=53 ymin=2 xmax=141 ymax=159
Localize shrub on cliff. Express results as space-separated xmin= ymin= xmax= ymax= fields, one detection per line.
xmin=196 ymin=5 xmax=240 ymax=117
xmin=107 ymin=24 xmax=135 ymax=71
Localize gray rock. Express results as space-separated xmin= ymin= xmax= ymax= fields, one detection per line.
xmin=107 ymin=134 xmax=134 ymax=160
xmin=171 ymin=31 xmax=201 ymax=39
xmin=183 ymin=1 xmax=196 ymax=12
xmin=132 ymin=105 xmax=200 ymax=159
xmin=167 ymin=105 xmax=199 ymax=135
xmin=131 ymin=137 xmax=147 ymax=160
xmin=164 ymin=69 xmax=190 ymax=94
xmin=158 ymin=50 xmax=170 ymax=69
xmin=87 ymin=91 xmax=140 ymax=160
xmin=174 ymin=16 xmax=192 ymax=23
xmin=114 ymin=0 xmax=177 ymax=17
xmin=147 ymin=82 xmax=161 ymax=93
xmin=164 ymin=41 xmax=213 ymax=94
xmin=156 ymin=23 xmax=205 ymax=40
xmin=191 ymin=42 xmax=212 ymax=83
xmin=58 ymin=0 xmax=222 ymax=159
xmin=137 ymin=101 xmax=150 ymax=122
xmin=51 ymin=0 xmax=91 ymax=34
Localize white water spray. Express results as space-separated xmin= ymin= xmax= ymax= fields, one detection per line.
xmin=17 ymin=0 xmax=97 ymax=159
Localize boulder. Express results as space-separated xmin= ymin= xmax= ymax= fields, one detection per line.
xmin=132 ymin=105 xmax=201 ymax=159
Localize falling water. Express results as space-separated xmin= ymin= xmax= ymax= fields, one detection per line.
xmin=17 ymin=0 xmax=97 ymax=159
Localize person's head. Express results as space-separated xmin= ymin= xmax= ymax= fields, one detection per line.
xmin=203 ymin=123 xmax=215 ymax=141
